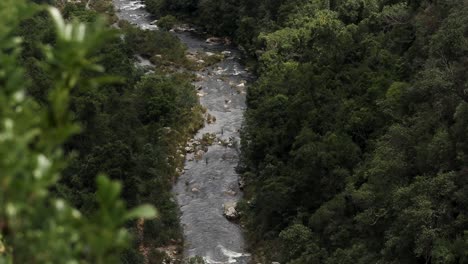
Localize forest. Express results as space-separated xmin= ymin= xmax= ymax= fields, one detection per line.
xmin=2 ymin=0 xmax=468 ymax=263
xmin=1 ymin=0 xmax=204 ymax=263
xmin=145 ymin=0 xmax=468 ymax=263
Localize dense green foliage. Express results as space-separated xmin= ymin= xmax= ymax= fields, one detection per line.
xmin=145 ymin=0 xmax=468 ymax=263
xmin=7 ymin=0 xmax=468 ymax=262
xmin=0 ymin=1 xmax=157 ymax=262
xmin=122 ymin=21 xmax=187 ymax=65
xmin=157 ymin=15 xmax=179 ymax=31
xmin=3 ymin=1 xmax=204 ymax=262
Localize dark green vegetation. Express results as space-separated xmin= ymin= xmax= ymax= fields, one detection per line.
xmin=157 ymin=15 xmax=179 ymax=31
xmin=121 ymin=20 xmax=188 ymax=66
xmin=0 ymin=0 xmax=157 ymax=263
xmin=3 ymin=0 xmax=204 ymax=263
xmin=145 ymin=0 xmax=468 ymax=263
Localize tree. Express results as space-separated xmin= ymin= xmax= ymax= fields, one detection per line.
xmin=0 ymin=2 xmax=156 ymax=262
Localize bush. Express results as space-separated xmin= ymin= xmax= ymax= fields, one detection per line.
xmin=0 ymin=2 xmax=156 ymax=262
xmin=157 ymin=15 xmax=177 ymax=30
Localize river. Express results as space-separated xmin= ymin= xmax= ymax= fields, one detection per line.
xmin=113 ymin=1 xmax=251 ymax=263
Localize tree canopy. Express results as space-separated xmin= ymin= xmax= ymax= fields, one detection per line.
xmin=144 ymin=0 xmax=468 ymax=262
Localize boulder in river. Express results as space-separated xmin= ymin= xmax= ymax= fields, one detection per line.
xmin=194 ymin=150 xmax=204 ymax=160
xmin=174 ymin=24 xmax=196 ymax=32
xmin=186 ymin=54 xmax=197 ymax=61
xmin=185 ymin=146 xmax=194 ymax=153
xmin=224 ymin=189 xmax=237 ymax=196
xmin=236 ymin=82 xmax=245 ymax=88
xmin=223 ymin=201 xmax=239 ymax=220
xmin=206 ymin=37 xmax=223 ymax=44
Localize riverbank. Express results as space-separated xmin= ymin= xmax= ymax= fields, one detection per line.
xmin=61 ymin=1 xmax=209 ymax=262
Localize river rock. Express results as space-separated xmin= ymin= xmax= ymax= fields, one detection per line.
xmin=174 ymin=24 xmax=195 ymax=32
xmin=194 ymin=150 xmax=204 ymax=160
xmin=185 ymin=146 xmax=194 ymax=153
xmin=223 ymin=201 xmax=239 ymax=220
xmin=191 ymin=187 xmax=200 ymax=193
xmin=195 ymin=73 xmax=203 ymax=80
xmin=186 ymin=54 xmax=197 ymax=61
xmin=225 ymin=189 xmax=237 ymax=196
xmin=206 ymin=37 xmax=223 ymax=44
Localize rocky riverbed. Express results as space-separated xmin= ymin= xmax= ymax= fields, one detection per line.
xmin=113 ymin=1 xmax=252 ymax=263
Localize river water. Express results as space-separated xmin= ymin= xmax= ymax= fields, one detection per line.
xmin=113 ymin=1 xmax=251 ymax=263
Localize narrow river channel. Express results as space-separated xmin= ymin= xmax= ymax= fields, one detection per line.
xmin=113 ymin=1 xmax=251 ymax=263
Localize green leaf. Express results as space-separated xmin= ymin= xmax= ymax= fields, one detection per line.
xmin=125 ymin=204 xmax=158 ymax=220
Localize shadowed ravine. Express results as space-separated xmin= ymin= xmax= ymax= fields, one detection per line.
xmin=113 ymin=1 xmax=251 ymax=263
